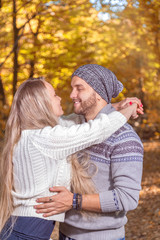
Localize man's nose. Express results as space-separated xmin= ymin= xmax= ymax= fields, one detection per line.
xmin=70 ymin=89 xmax=77 ymax=99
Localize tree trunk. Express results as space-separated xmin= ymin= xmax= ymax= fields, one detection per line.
xmin=29 ymin=18 xmax=41 ymax=78
xmin=29 ymin=60 xmax=35 ymax=78
xmin=0 ymin=75 xmax=6 ymax=104
xmin=138 ymin=77 xmax=146 ymax=107
xmin=13 ymin=0 xmax=19 ymax=96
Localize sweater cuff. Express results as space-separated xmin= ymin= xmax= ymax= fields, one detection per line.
xmin=107 ymin=111 xmax=127 ymax=126
xmin=99 ymin=190 xmax=121 ymax=213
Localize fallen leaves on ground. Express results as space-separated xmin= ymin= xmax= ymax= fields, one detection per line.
xmin=125 ymin=141 xmax=160 ymax=240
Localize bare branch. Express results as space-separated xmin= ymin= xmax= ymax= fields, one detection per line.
xmin=18 ymin=13 xmax=37 ymax=31
xmin=27 ymin=14 xmax=34 ymax=35
xmin=0 ymin=28 xmax=24 ymax=68
xmin=16 ymin=0 xmax=32 ymax=13
xmin=0 ymin=10 xmax=38 ymax=68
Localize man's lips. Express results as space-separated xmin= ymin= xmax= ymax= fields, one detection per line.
xmin=73 ymin=99 xmax=81 ymax=105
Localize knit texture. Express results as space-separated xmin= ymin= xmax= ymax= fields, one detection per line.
xmin=71 ymin=64 xmax=123 ymax=103
xmin=60 ymin=104 xmax=143 ymax=240
xmin=12 ymin=111 xmax=126 ymax=222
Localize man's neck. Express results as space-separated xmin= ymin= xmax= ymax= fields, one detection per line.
xmin=85 ymin=102 xmax=107 ymax=122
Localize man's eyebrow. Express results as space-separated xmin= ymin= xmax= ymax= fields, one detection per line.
xmin=73 ymin=84 xmax=84 ymax=87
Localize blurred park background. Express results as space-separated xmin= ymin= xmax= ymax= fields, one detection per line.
xmin=0 ymin=0 xmax=160 ymax=140
xmin=0 ymin=0 xmax=160 ymax=239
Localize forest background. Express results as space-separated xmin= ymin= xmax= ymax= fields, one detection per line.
xmin=0 ymin=0 xmax=160 ymax=140
xmin=0 ymin=1 xmax=160 ymax=239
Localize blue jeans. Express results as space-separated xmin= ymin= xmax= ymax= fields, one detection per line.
xmin=59 ymin=231 xmax=125 ymax=240
xmin=0 ymin=216 xmax=55 ymax=240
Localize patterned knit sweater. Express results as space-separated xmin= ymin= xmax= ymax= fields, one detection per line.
xmin=11 ymin=111 xmax=126 ymax=222
xmin=60 ymin=104 xmax=144 ymax=240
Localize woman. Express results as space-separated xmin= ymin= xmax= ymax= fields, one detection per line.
xmin=0 ymin=77 xmax=140 ymax=240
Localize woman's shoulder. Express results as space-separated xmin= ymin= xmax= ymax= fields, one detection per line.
xmin=22 ymin=126 xmax=53 ymax=136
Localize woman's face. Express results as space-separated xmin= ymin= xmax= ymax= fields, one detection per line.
xmin=44 ymin=81 xmax=64 ymax=117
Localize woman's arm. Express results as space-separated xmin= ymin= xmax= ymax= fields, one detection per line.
xmin=59 ymin=98 xmax=143 ymax=127
xmin=112 ymin=97 xmax=143 ymax=112
xmin=30 ymin=104 xmax=140 ymax=160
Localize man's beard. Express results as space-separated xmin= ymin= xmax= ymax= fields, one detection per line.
xmin=74 ymin=93 xmax=97 ymax=116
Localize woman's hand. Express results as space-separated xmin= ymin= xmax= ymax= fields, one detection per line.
xmin=34 ymin=186 xmax=73 ymax=217
xmin=119 ymin=102 xmax=143 ymax=120
xmin=112 ymin=97 xmax=144 ymax=115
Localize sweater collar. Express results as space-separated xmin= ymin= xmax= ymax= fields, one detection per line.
xmin=99 ymin=103 xmax=116 ymax=115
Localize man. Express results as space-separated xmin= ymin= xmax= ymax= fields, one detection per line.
xmin=35 ymin=64 xmax=143 ymax=240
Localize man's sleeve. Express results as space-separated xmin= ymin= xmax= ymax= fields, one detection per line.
xmin=99 ymin=128 xmax=143 ymax=213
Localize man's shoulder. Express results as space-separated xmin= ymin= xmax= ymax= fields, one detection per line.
xmin=106 ymin=123 xmax=143 ymax=145
xmin=59 ymin=114 xmax=84 ymax=126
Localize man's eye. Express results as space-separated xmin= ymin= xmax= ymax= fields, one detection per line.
xmin=77 ymin=88 xmax=83 ymax=91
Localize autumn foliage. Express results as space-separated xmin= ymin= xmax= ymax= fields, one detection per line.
xmin=0 ymin=0 xmax=160 ymax=139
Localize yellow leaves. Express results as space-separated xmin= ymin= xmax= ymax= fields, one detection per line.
xmin=131 ymin=78 xmax=138 ymax=84
xmin=154 ymin=62 xmax=160 ymax=69
xmin=141 ymin=87 xmax=146 ymax=92
xmin=154 ymin=132 xmax=160 ymax=139
xmin=0 ymin=0 xmax=159 ymax=133
xmin=51 ymin=77 xmax=61 ymax=87
xmin=51 ymin=68 xmax=73 ymax=88
xmin=118 ymin=91 xmax=126 ymax=99
xmin=62 ymin=30 xmax=73 ymax=40
xmin=61 ymin=68 xmax=72 ymax=75
xmin=54 ymin=30 xmax=64 ymax=39
xmin=142 ymin=119 xmax=147 ymax=124
xmin=148 ymin=52 xmax=156 ymax=60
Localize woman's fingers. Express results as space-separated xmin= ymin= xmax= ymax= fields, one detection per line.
xmin=122 ymin=98 xmax=142 ymax=108
xmin=137 ymin=108 xmax=144 ymax=114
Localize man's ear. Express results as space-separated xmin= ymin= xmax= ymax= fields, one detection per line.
xmin=96 ymin=92 xmax=102 ymax=101
xmin=95 ymin=92 xmax=108 ymax=107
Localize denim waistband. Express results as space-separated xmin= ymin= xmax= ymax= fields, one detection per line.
xmin=1 ymin=216 xmax=55 ymax=240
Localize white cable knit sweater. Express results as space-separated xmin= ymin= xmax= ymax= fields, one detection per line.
xmin=12 ymin=112 xmax=126 ymax=222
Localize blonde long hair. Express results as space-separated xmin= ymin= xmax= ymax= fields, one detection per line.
xmin=70 ymin=153 xmax=97 ymax=217
xmin=0 ymin=77 xmax=58 ymax=232
xmin=0 ymin=77 xmax=97 ymax=232
xmin=71 ymin=153 xmax=97 ymax=195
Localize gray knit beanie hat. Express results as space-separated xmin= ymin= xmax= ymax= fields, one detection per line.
xmin=71 ymin=64 xmax=123 ymax=103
